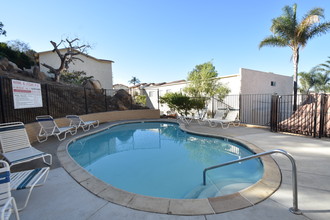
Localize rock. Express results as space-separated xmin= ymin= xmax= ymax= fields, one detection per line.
xmin=112 ymin=89 xmax=133 ymax=110
xmin=8 ymin=61 xmax=22 ymax=72
xmin=0 ymin=57 xmax=9 ymax=70
xmin=91 ymin=79 xmax=102 ymax=90
xmin=83 ymin=80 xmax=94 ymax=89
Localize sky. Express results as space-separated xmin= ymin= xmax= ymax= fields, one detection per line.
xmin=1 ymin=0 xmax=330 ymax=87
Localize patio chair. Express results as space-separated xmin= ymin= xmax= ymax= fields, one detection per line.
xmin=208 ymin=109 xmax=240 ymax=128
xmin=0 ymin=161 xmax=19 ymax=220
xmin=0 ymin=122 xmax=52 ymax=167
xmin=36 ymin=115 xmax=77 ymax=142
xmin=66 ymin=115 xmax=99 ymax=132
xmin=0 ymin=160 xmax=49 ymax=211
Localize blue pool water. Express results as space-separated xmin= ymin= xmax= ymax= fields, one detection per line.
xmin=68 ymin=122 xmax=263 ymax=199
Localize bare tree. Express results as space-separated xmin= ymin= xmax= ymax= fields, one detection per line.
xmin=41 ymin=38 xmax=91 ymax=82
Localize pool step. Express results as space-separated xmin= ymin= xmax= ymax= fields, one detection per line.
xmin=184 ymin=181 xmax=254 ymax=199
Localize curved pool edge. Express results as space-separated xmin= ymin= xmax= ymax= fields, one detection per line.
xmin=57 ymin=119 xmax=282 ymax=215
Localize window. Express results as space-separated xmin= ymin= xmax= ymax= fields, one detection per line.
xmin=271 ymin=81 xmax=276 ymax=86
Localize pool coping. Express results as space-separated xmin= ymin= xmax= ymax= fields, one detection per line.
xmin=57 ymin=119 xmax=282 ymax=215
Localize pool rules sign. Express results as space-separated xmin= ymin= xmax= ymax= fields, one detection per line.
xmin=12 ymin=79 xmax=43 ymax=109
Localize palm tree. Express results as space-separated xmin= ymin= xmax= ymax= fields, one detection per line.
xmin=314 ymin=71 xmax=330 ymax=92
xmin=259 ymin=4 xmax=330 ymax=111
xmin=128 ymin=76 xmax=141 ymax=85
xmin=298 ymin=67 xmax=318 ymax=94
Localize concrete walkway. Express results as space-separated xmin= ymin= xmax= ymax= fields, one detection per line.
xmin=13 ymin=121 xmax=330 ymax=220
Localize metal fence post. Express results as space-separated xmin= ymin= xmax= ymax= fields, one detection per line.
xmin=84 ymin=88 xmax=88 ymax=114
xmin=319 ymin=93 xmax=326 ymax=138
xmin=313 ymin=94 xmax=318 ymax=138
xmin=45 ymin=84 xmax=50 ymax=115
xmin=0 ymin=76 xmax=5 ymax=123
xmin=270 ymin=94 xmax=279 ymax=132
xmin=104 ymin=89 xmax=108 ymax=112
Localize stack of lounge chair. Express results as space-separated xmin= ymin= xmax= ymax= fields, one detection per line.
xmin=0 ymin=114 xmax=100 ymax=215
xmin=0 ymin=122 xmax=52 ymax=216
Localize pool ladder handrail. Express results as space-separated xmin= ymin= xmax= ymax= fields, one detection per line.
xmin=202 ymin=149 xmax=302 ymax=215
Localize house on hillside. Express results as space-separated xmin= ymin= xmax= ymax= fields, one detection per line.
xmin=113 ymin=84 xmax=129 ymax=90
xmin=139 ymin=68 xmax=293 ymax=124
xmin=37 ymin=49 xmax=114 ymax=89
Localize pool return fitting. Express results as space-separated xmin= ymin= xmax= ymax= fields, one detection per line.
xmin=202 ymin=149 xmax=302 ymax=215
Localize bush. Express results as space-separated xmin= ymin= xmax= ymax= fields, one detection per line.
xmin=60 ymin=71 xmax=93 ymax=85
xmin=160 ymin=92 xmax=193 ymax=116
xmin=134 ymin=95 xmax=146 ymax=105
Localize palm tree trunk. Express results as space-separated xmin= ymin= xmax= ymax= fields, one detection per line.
xmin=293 ymin=49 xmax=299 ymax=112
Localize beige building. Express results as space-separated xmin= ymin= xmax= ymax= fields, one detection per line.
xmin=141 ymin=68 xmax=293 ymax=116
xmin=37 ymin=49 xmax=114 ymax=89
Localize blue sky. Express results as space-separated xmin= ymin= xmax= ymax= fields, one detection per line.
xmin=2 ymin=0 xmax=330 ymax=87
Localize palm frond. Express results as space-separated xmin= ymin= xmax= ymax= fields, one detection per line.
xmin=259 ymin=36 xmax=288 ymax=49
xmin=307 ymin=22 xmax=330 ymax=39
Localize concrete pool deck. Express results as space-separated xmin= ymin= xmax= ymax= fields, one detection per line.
xmin=13 ymin=120 xmax=330 ymax=220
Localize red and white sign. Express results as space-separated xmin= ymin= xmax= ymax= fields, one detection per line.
xmin=12 ymin=79 xmax=43 ymax=109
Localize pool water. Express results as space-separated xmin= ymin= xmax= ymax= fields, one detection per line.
xmin=68 ymin=122 xmax=264 ymax=199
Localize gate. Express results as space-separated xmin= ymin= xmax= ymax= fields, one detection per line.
xmin=270 ymin=93 xmax=329 ymax=138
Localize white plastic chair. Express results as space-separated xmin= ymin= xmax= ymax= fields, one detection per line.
xmin=66 ymin=115 xmax=99 ymax=132
xmin=208 ymin=109 xmax=240 ymax=128
xmin=0 ymin=161 xmax=19 ymax=220
xmin=0 ymin=122 xmax=52 ymax=167
xmin=36 ymin=115 xmax=77 ymax=142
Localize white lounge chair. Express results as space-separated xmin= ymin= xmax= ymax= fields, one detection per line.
xmin=66 ymin=115 xmax=99 ymax=132
xmin=198 ymin=109 xmax=226 ymax=125
xmin=176 ymin=114 xmax=193 ymax=125
xmin=36 ymin=115 xmax=77 ymax=142
xmin=208 ymin=109 xmax=240 ymax=128
xmin=0 ymin=161 xmax=19 ymax=220
xmin=0 ymin=160 xmax=49 ymax=211
xmin=0 ymin=122 xmax=52 ymax=167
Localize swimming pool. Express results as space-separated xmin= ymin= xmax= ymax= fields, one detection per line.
xmin=68 ymin=122 xmax=264 ymax=199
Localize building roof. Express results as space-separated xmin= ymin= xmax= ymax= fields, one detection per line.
xmin=37 ymin=48 xmax=114 ymax=63
xmin=113 ymin=84 xmax=129 ymax=88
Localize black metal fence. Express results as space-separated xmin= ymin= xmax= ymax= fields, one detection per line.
xmin=0 ymin=76 xmax=138 ymax=124
xmin=214 ymin=94 xmax=273 ymax=126
xmin=270 ymin=93 xmax=330 ymax=138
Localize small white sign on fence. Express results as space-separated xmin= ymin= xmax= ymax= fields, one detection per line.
xmin=12 ymin=79 xmax=43 ymax=109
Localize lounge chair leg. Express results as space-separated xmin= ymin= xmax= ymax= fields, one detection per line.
xmin=17 ymin=168 xmax=49 ymax=211
xmin=209 ymin=121 xmax=217 ymax=127
xmin=12 ymin=199 xmax=20 ymax=219
xmin=37 ymin=135 xmax=48 ymax=143
xmin=233 ymin=122 xmax=240 ymax=127
xmin=42 ymin=154 xmax=52 ymax=166
xmin=56 ymin=132 xmax=67 ymax=141
xmin=82 ymin=125 xmax=91 ymax=132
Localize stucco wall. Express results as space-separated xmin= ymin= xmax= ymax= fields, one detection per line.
xmin=39 ymin=52 xmax=113 ymax=89
xmin=218 ymin=75 xmax=241 ymax=95
xmin=240 ymin=68 xmax=293 ymax=95
xmin=26 ymin=109 xmax=160 ymax=143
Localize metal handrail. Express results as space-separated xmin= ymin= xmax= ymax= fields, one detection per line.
xmin=202 ymin=149 xmax=302 ymax=215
